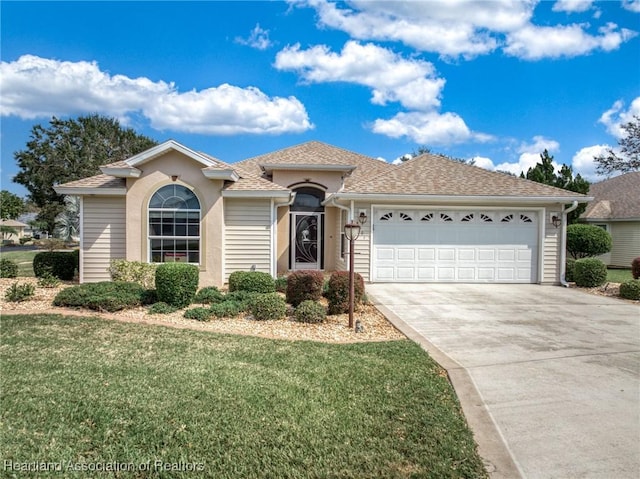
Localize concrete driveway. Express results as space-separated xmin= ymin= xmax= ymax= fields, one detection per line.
xmin=367 ymin=283 xmax=640 ymax=479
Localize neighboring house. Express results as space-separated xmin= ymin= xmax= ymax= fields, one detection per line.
xmin=0 ymin=219 xmax=28 ymax=242
xmin=580 ymin=172 xmax=640 ymax=268
xmin=54 ymin=140 xmax=589 ymax=286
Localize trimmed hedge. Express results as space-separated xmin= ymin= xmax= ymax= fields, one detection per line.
xmin=109 ymin=259 xmax=157 ymax=288
xmin=155 ymin=263 xmax=199 ymax=307
xmin=209 ymin=301 xmax=242 ymax=318
xmin=286 ymin=270 xmax=324 ymax=306
xmin=224 ymin=291 xmax=261 ymax=312
xmin=250 ymin=293 xmax=287 ymax=321
xmin=565 ymin=258 xmax=576 ymax=283
xmin=566 ymin=224 xmax=612 ymax=259
xmin=147 ymin=302 xmax=179 ymax=315
xmin=0 ymin=258 xmax=18 ymax=278
xmin=573 ymin=258 xmax=608 ymax=288
xmin=275 ymin=276 xmax=288 ymax=293
xmin=632 ymin=257 xmax=640 ymax=280
xmin=53 ymin=281 xmax=147 ymax=312
xmin=619 ymin=279 xmax=640 ymax=300
xmin=326 ymin=271 xmax=365 ymax=315
xmin=294 ymin=300 xmax=326 ymax=324
xmin=33 ymin=251 xmax=78 ymax=280
xmin=184 ymin=307 xmax=213 ymax=321
xmin=194 ymin=286 xmax=224 ymax=304
xmin=228 ymin=271 xmax=275 ymax=294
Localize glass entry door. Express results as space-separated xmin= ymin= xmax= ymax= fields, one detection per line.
xmin=291 ymin=213 xmax=322 ymax=270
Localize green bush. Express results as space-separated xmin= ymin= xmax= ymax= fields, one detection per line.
xmin=286 ymin=270 xmax=324 ymax=306
xmin=275 ymin=276 xmax=288 ymax=293
xmin=619 ymin=279 xmax=640 ymax=300
xmin=326 ymin=271 xmax=365 ymax=315
xmin=147 ymin=302 xmax=178 ymax=315
xmin=140 ymin=289 xmax=158 ymax=305
xmin=209 ymin=301 xmax=242 ymax=318
xmin=250 ymin=293 xmax=287 ymax=321
xmin=294 ymin=300 xmax=326 ymax=324
xmin=155 ymin=263 xmax=199 ymax=307
xmin=0 ymin=258 xmax=18 ymax=278
xmin=565 ymin=258 xmax=576 ymax=282
xmin=109 ymin=259 xmax=157 ymax=288
xmin=566 ymin=224 xmax=612 ymax=260
xmin=228 ymin=271 xmax=275 ymax=293
xmin=194 ymin=286 xmax=224 ymax=304
xmin=53 ymin=281 xmax=146 ymax=312
xmin=37 ymin=272 xmax=61 ymax=288
xmin=19 ymin=237 xmax=31 ymax=245
xmin=4 ymin=282 xmax=35 ymax=302
xmin=574 ymin=258 xmax=608 ymax=288
xmin=33 ymin=251 xmax=77 ymax=280
xmin=223 ymin=290 xmax=261 ymax=312
xmin=632 ymin=257 xmax=640 ymax=280
xmin=184 ymin=307 xmax=213 ymax=321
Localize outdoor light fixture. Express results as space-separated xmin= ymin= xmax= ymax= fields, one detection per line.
xmin=344 ymin=222 xmax=361 ymax=242
xmin=344 ymin=218 xmax=363 ymax=331
xmin=551 ymin=215 xmax=561 ymax=228
xmin=358 ymin=211 xmax=368 ymax=225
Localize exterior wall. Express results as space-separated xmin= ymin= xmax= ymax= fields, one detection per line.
xmin=276 ymin=206 xmax=290 ymax=275
xmin=125 ymin=151 xmax=225 ymax=286
xmin=323 ymin=207 xmax=338 ymax=271
xmin=610 ymin=221 xmax=640 ymax=267
xmin=81 ymin=196 xmax=126 ymax=282
xmin=542 ymin=220 xmax=560 ymax=284
xmin=224 ymin=198 xmax=272 ymax=282
xmin=271 ymin=170 xmax=345 ymax=193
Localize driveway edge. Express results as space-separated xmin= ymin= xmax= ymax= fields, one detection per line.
xmin=371 ymin=298 xmax=524 ymax=479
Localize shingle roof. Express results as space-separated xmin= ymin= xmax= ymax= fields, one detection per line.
xmin=56 ymin=174 xmax=126 ymax=189
xmin=0 ymin=219 xmax=27 ymax=228
xmin=344 ymin=153 xmax=587 ymax=198
xmin=582 ymin=172 xmax=640 ymax=219
xmin=224 ymin=176 xmax=290 ymax=191
xmin=235 ymin=141 xmax=394 ymax=188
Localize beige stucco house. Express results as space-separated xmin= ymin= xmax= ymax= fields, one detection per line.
xmin=580 ymin=172 xmax=640 ymax=268
xmin=0 ymin=219 xmax=28 ymax=242
xmin=55 ymin=140 xmax=590 ymax=286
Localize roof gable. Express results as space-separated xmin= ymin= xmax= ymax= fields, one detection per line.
xmin=582 ymin=172 xmax=640 ymax=219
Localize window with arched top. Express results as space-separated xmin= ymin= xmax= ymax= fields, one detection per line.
xmin=148 ymin=184 xmax=201 ymax=264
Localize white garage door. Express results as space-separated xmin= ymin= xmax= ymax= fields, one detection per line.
xmin=372 ymin=209 xmax=539 ymax=283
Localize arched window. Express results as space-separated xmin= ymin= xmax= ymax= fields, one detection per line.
xmin=148 ymin=184 xmax=200 ymax=263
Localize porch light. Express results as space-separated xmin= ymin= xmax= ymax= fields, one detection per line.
xmin=551 ymin=215 xmax=561 ymax=228
xmin=358 ymin=211 xmax=368 ymax=225
xmin=344 ymin=222 xmax=361 ymax=241
xmin=344 ymin=221 xmax=362 ymax=332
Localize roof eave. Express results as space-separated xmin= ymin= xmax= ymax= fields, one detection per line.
xmin=259 ymin=163 xmax=357 ymax=174
xmin=99 ymin=166 xmax=142 ymax=178
xmin=583 ymin=216 xmax=640 ymax=222
xmin=53 ymin=186 xmax=126 ymax=196
xmin=202 ymin=169 xmax=240 ymax=182
xmin=326 ymin=193 xmax=592 ymax=204
xmin=126 ymin=140 xmax=217 ymax=168
xmin=222 ymin=190 xmax=291 ymax=199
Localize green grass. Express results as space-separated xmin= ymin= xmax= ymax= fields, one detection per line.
xmin=0 ymin=250 xmax=37 ymax=277
xmin=0 ymin=314 xmax=487 ymax=479
xmin=607 ymin=268 xmax=632 ymax=283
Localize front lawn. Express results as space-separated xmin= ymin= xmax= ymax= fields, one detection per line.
xmin=0 ymin=249 xmax=37 ymax=277
xmin=607 ymin=268 xmax=633 ymax=283
xmin=0 ymin=314 xmax=487 ymax=478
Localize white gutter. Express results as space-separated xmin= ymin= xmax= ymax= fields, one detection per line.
xmin=272 ymin=192 xmax=296 ymax=277
xmin=559 ymin=201 xmax=579 ymax=287
xmin=323 ymin=196 xmax=352 ymax=220
xmin=328 ymin=193 xmax=591 ymax=205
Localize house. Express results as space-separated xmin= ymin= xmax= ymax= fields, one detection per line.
xmin=0 ymin=219 xmax=28 ymax=243
xmin=580 ymin=172 xmax=640 ymax=268
xmin=54 ymin=140 xmax=589 ymax=286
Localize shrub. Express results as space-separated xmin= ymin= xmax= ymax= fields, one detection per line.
xmin=223 ymin=291 xmax=261 ymax=312
xmin=0 ymin=258 xmax=18 ymax=278
xmin=141 ymin=289 xmax=158 ymax=305
xmin=573 ymin=258 xmax=608 ymax=288
xmin=294 ymin=300 xmax=326 ymax=324
xmin=34 ymin=238 xmax=65 ymax=251
xmin=326 ymin=271 xmax=365 ymax=315
xmin=155 ymin=263 xmax=199 ymax=307
xmin=632 ymin=257 xmax=640 ymax=280
xmin=53 ymin=281 xmax=146 ymax=312
xmin=109 ymin=259 xmax=157 ymax=288
xmin=566 ymin=224 xmax=612 ymax=260
xmin=184 ymin=307 xmax=213 ymax=321
xmin=19 ymin=237 xmax=31 ymax=245
xmin=250 ymin=293 xmax=287 ymax=321
xmin=565 ymin=258 xmax=576 ymax=283
xmin=147 ymin=302 xmax=178 ymax=315
xmin=33 ymin=251 xmax=77 ymax=280
xmin=37 ymin=272 xmax=61 ymax=288
xmin=275 ymin=276 xmax=288 ymax=293
xmin=286 ymin=270 xmax=324 ymax=306
xmin=194 ymin=286 xmax=224 ymax=304
xmin=228 ymin=271 xmax=275 ymax=293
xmin=4 ymin=282 xmax=35 ymax=302
xmin=619 ymin=279 xmax=640 ymax=300
xmin=209 ymin=301 xmax=242 ymax=318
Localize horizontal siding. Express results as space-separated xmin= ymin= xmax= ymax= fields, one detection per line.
xmin=353 ymin=203 xmax=370 ymax=281
xmin=82 ymin=197 xmax=126 ymax=282
xmin=610 ymin=222 xmax=640 ymax=267
xmin=224 ymin=199 xmax=272 ymax=281
xmin=543 ymin=226 xmax=559 ymax=284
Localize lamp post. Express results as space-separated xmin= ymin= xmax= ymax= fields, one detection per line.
xmin=344 ymin=211 xmax=367 ymax=330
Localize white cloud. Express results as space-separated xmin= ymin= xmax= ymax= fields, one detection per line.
xmin=552 ymin=0 xmax=595 ymax=13
xmin=293 ymin=0 xmax=636 ymax=60
xmin=471 ymin=156 xmax=496 ymax=170
xmin=275 ymin=41 xmax=444 ymax=110
xmin=371 ymin=111 xmax=493 ymax=146
xmin=235 ymin=23 xmax=273 ymax=50
xmin=622 ymin=0 xmax=640 ymax=13
xmin=492 ymin=136 xmax=560 ymax=175
xmin=571 ymin=144 xmax=611 ymax=180
xmin=504 ymin=22 xmax=637 ymax=60
xmin=598 ymin=96 xmax=640 ymax=138
xmin=0 ymin=55 xmax=312 ymax=135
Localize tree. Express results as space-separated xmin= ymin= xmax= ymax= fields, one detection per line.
xmin=54 ymin=196 xmax=80 ymax=242
xmin=0 ymin=190 xmax=25 ymax=220
xmin=521 ymin=150 xmax=590 ymax=223
xmin=13 ymin=115 xmax=157 ymax=232
xmin=566 ymin=224 xmax=612 ymax=259
xmin=594 ymin=115 xmax=640 ymax=175
xmin=404 ymin=145 xmax=475 ymax=165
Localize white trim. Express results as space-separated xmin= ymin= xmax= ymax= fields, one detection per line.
xmin=222 ymin=190 xmax=291 ymax=198
xmin=538 ymin=208 xmax=546 ymax=284
xmin=79 ymin=196 xmax=84 ymax=283
xmin=328 ymin=193 xmax=591 ymax=204
xmin=99 ymin=166 xmax=142 ymax=178
xmin=126 ymin=140 xmax=218 ymax=168
xmin=201 ymin=168 xmax=239 ymax=181
xmin=260 ymin=163 xmax=356 ymax=174
xmin=584 ymin=217 xmax=640 ymax=223
xmin=53 ymin=187 xmax=126 ymax=196
xmin=270 ymin=198 xmax=276 ymax=278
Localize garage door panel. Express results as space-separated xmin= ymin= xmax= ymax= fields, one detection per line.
xmin=376 ymin=267 xmax=395 ymax=280
xmin=478 ymin=268 xmax=495 ymax=280
xmin=417 ymin=267 xmax=436 ymax=280
xmin=397 ymin=248 xmax=415 ymax=261
xmin=417 ymin=248 xmax=435 ymax=260
xmin=458 ymin=249 xmax=475 ymax=261
xmin=458 ymin=268 xmax=475 ymax=280
xmin=438 ymin=249 xmax=455 ymax=261
xmin=397 ymin=267 xmax=415 ymax=280
xmin=437 ymin=267 xmax=455 ymax=280
xmin=498 ymin=249 xmax=516 ymax=261
xmin=478 ymin=249 xmax=495 ymax=261
xmin=376 ymin=247 xmax=394 ymax=260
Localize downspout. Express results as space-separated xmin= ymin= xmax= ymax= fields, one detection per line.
xmin=273 ymin=192 xmax=296 ymax=277
xmin=323 ymin=195 xmax=351 ymax=220
xmin=559 ymin=200 xmax=579 ymax=287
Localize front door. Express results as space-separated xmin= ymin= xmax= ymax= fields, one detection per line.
xmin=291 ymin=213 xmax=323 ymax=270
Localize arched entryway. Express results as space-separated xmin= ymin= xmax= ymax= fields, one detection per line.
xmin=290 ymin=187 xmax=325 ymax=270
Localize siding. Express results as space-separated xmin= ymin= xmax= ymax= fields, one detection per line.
xmin=610 ymin=221 xmax=640 ymax=267
xmin=82 ymin=196 xmax=126 ymax=282
xmin=224 ymin=199 xmax=272 ymax=281
xmin=353 ymin=202 xmax=371 ymax=281
xmin=542 ymin=224 xmax=560 ymax=284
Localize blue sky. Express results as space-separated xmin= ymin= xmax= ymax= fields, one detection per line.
xmin=1 ymin=0 xmax=639 ymax=197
